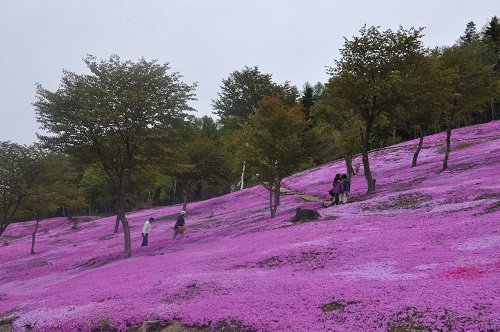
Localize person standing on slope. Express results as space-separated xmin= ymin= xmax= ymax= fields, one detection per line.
xmin=141 ymin=217 xmax=154 ymax=246
xmin=173 ymin=210 xmax=186 ymax=239
xmin=340 ymin=173 xmax=351 ymax=204
xmin=329 ymin=174 xmax=343 ymax=206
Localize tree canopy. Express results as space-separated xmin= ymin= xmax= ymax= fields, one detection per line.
xmin=34 ymin=55 xmax=197 ymax=257
xmin=329 ymin=25 xmax=426 ymax=193
xmin=241 ymin=96 xmax=318 ymax=217
xmin=0 ymin=142 xmax=43 ymax=235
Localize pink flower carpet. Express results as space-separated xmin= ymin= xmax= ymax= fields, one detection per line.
xmin=1 ymin=121 xmax=499 ymax=331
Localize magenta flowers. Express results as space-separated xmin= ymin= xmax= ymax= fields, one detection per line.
xmin=1 ymin=121 xmax=499 ymax=331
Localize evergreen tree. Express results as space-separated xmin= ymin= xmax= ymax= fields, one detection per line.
xmin=460 ymin=21 xmax=480 ymax=44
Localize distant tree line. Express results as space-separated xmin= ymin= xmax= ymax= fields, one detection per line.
xmin=1 ymin=17 xmax=498 ymax=257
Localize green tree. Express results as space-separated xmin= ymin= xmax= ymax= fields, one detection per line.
xmin=172 ymin=127 xmax=231 ymax=211
xmin=401 ymin=52 xmax=454 ymax=167
xmin=460 ymin=21 xmax=480 ymax=44
xmin=16 ymin=158 xmax=61 ymax=254
xmin=439 ymin=44 xmax=492 ymax=171
xmin=300 ymin=82 xmax=323 ymax=121
xmin=212 ymin=66 xmax=275 ymax=128
xmin=242 ymin=96 xmax=318 ymax=217
xmin=482 ymin=16 xmax=500 ymax=120
xmin=80 ymin=164 xmax=114 ymax=215
xmin=0 ymin=142 xmax=43 ymax=236
xmin=312 ymin=81 xmax=363 ymax=176
xmin=17 ymin=187 xmax=58 ymax=255
xmin=197 ymin=115 xmax=219 ymax=139
xmin=483 ymin=16 xmax=500 ymax=55
xmin=34 ymin=55 xmax=196 ymax=258
xmin=329 ymin=25 xmax=426 ymax=193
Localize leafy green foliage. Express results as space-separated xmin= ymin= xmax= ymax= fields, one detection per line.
xmin=328 ymin=25 xmax=426 ymax=192
xmin=212 ymin=66 xmax=299 ymax=130
xmin=34 ymin=55 xmax=197 ymax=257
xmin=172 ymin=126 xmax=232 ymax=208
xmin=212 ymin=66 xmax=275 ymax=128
xmin=242 ymin=96 xmax=318 ymax=217
xmin=0 ymin=142 xmax=44 ymax=235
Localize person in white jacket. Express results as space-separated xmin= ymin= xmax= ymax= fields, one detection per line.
xmin=141 ymin=217 xmax=154 ymax=246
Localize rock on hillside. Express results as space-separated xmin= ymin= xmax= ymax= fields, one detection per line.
xmin=1 ymin=121 xmax=499 ymax=331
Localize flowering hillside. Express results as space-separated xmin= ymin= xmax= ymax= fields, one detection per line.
xmin=1 ymin=121 xmax=499 ymax=332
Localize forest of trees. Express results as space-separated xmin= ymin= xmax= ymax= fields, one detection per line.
xmin=1 ymin=17 xmax=499 ymax=257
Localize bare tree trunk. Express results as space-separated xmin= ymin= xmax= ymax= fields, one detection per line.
xmin=361 ymin=124 xmax=376 ymax=194
xmin=31 ymin=219 xmax=40 ymax=255
xmin=0 ymin=222 xmax=7 ymax=237
xmin=271 ymin=182 xmax=279 ymax=218
xmin=412 ymin=129 xmax=425 ymax=167
xmin=442 ymin=100 xmax=457 ymax=172
xmin=492 ymin=102 xmax=496 ymax=121
xmin=442 ymin=126 xmax=452 ymax=172
xmin=182 ymin=188 xmax=188 ymax=212
xmin=115 ymin=180 xmax=131 ymax=258
xmin=114 ymin=193 xmax=121 ymax=233
xmin=275 ymin=178 xmax=281 ymax=206
xmin=345 ymin=155 xmax=354 ymax=177
xmin=268 ymin=187 xmax=273 ymax=217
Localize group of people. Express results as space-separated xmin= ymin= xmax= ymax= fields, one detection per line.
xmin=141 ymin=173 xmax=352 ymax=246
xmin=141 ymin=210 xmax=186 ymax=246
xmin=328 ymin=173 xmax=351 ymax=206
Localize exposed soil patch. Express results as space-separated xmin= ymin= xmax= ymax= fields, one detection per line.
xmin=0 ymin=323 xmax=12 ymax=332
xmin=483 ymin=201 xmax=500 ymax=214
xmin=213 ymin=320 xmax=256 ymax=332
xmin=322 ymin=299 xmax=360 ymax=312
xmin=386 ymin=306 xmax=486 ymax=332
xmin=72 ymin=254 xmax=121 ymax=270
xmin=291 ymin=208 xmax=320 ymax=223
xmin=237 ymin=248 xmax=338 ymax=270
xmin=363 ymin=193 xmax=432 ymax=211
xmin=98 ymin=234 xmax=118 ymax=241
xmin=163 ymin=281 xmax=232 ymax=304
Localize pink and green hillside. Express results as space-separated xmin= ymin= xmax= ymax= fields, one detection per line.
xmin=1 ymin=121 xmax=499 ymax=331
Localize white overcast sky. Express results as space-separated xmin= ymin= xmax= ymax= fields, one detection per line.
xmin=1 ymin=0 xmax=498 ymax=144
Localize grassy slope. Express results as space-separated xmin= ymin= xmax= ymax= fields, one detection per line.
xmin=0 ymin=121 xmax=499 ymax=331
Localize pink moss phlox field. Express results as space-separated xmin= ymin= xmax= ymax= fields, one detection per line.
xmin=1 ymin=121 xmax=499 ymax=331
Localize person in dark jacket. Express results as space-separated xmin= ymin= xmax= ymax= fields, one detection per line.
xmin=332 ymin=173 xmax=341 ymax=187
xmin=328 ymin=174 xmax=344 ymax=206
xmin=340 ymin=174 xmax=351 ymax=204
xmin=173 ymin=210 xmax=186 ymax=239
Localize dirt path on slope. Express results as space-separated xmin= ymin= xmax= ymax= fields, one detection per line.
xmin=280 ymin=187 xmax=331 ymax=206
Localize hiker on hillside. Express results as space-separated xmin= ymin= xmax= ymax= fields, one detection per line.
xmin=340 ymin=174 xmax=351 ymax=204
xmin=328 ymin=174 xmax=344 ymax=206
xmin=173 ymin=210 xmax=186 ymax=239
xmin=141 ymin=217 xmax=154 ymax=246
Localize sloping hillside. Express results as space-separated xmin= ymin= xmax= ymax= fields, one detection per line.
xmin=1 ymin=121 xmax=499 ymax=332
